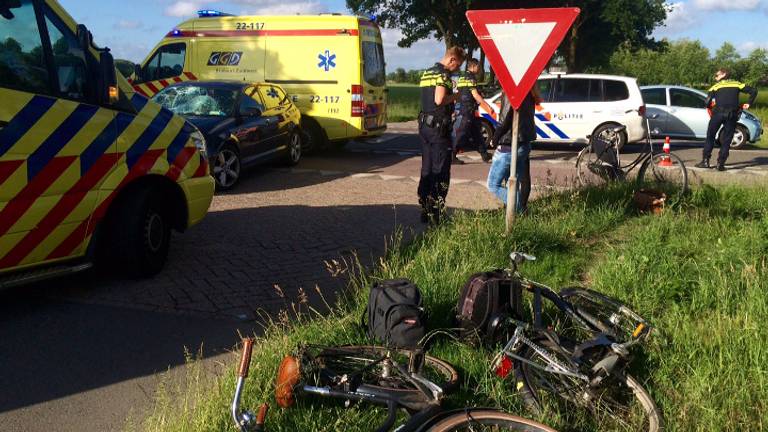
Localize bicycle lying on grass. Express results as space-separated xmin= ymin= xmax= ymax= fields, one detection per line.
xmin=232 ymin=339 xmax=559 ymax=431
xmin=485 ymin=253 xmax=662 ymax=432
xmin=576 ymin=113 xmax=688 ymax=198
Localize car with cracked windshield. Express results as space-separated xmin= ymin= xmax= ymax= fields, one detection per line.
xmin=152 ymin=80 xmax=303 ymax=190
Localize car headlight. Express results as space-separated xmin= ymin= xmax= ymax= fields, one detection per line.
xmin=190 ymin=129 xmax=207 ymax=158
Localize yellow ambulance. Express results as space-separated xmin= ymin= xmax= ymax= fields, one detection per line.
xmin=0 ymin=0 xmax=214 ymax=286
xmin=131 ymin=11 xmax=387 ymax=150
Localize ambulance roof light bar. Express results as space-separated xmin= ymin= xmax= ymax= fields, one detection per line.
xmin=197 ymin=10 xmax=232 ymax=18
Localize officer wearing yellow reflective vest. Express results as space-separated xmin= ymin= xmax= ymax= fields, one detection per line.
xmin=452 ymin=59 xmax=493 ymax=164
xmin=417 ymin=46 xmax=465 ymax=224
xmin=696 ymin=68 xmax=758 ymax=171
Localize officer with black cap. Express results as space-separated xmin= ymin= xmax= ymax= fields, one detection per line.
xmin=417 ymin=46 xmax=465 ymax=224
xmin=452 ymin=58 xmax=493 ymax=164
xmin=696 ymin=67 xmax=758 ymax=171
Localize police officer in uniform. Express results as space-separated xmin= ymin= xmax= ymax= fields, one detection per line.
xmin=452 ymin=58 xmax=493 ymax=164
xmin=696 ymin=67 xmax=758 ymax=171
xmin=417 ymin=46 xmax=465 ymax=224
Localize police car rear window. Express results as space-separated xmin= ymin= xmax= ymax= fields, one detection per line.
xmin=603 ymin=80 xmax=629 ymax=101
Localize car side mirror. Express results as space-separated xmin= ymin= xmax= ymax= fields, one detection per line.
xmin=132 ymin=63 xmax=142 ymax=83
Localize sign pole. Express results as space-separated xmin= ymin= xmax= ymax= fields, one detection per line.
xmin=505 ymin=109 xmax=520 ymax=233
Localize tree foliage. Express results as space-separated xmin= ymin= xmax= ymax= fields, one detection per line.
xmin=347 ymin=0 xmax=667 ymax=72
xmin=607 ymin=40 xmax=768 ymax=87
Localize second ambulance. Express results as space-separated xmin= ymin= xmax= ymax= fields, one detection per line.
xmin=132 ymin=11 xmax=387 ymax=151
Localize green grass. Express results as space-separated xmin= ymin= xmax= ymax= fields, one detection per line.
xmin=137 ymin=182 xmax=768 ymax=432
xmin=386 ymin=83 xmax=420 ymax=122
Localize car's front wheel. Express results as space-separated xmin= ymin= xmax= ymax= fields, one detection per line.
xmin=729 ymin=124 xmax=749 ymax=149
xmin=284 ymin=130 xmax=302 ymax=166
xmin=211 ymin=144 xmax=241 ymax=190
xmin=479 ymin=119 xmax=495 ymax=149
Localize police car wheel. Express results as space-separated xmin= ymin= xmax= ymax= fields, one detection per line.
xmin=212 ymin=145 xmax=241 ymax=190
xmin=479 ymin=120 xmax=495 ymax=149
xmin=284 ymin=131 xmax=302 ymax=166
xmin=114 ymin=188 xmax=171 ymax=277
xmin=729 ymin=125 xmax=749 ymax=149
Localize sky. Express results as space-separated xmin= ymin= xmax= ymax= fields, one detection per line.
xmin=58 ymin=0 xmax=768 ymax=71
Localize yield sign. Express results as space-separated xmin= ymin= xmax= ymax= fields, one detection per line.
xmin=466 ymin=8 xmax=580 ymax=109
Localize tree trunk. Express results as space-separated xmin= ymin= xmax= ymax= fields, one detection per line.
xmin=479 ymin=49 xmax=486 ymax=82
xmin=567 ymin=25 xmax=579 ymax=72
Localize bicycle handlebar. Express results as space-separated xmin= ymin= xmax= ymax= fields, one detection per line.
xmin=239 ymin=338 xmax=254 ymax=378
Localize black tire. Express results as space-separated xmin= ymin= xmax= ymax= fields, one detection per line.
xmin=593 ymin=123 xmax=627 ymax=151
xmin=425 ymin=409 xmax=557 ymax=432
xmin=301 ymin=117 xmax=327 ymax=154
xmin=211 ymin=144 xmax=241 ymax=190
xmin=515 ymin=337 xmax=662 ymax=432
xmin=283 ymin=130 xmax=302 ymax=166
xmin=729 ymin=124 xmax=749 ymax=149
xmin=575 ymin=144 xmax=620 ymax=188
xmin=310 ymin=345 xmax=459 ymax=397
xmin=112 ymin=187 xmax=171 ymax=277
xmin=479 ymin=120 xmax=495 ymax=149
xmin=559 ymin=288 xmax=650 ymax=343
xmin=636 ymin=152 xmax=688 ymax=198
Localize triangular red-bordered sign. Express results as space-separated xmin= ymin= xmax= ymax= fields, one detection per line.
xmin=466 ymin=8 xmax=580 ymax=109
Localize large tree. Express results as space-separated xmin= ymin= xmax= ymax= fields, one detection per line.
xmin=347 ymin=0 xmax=667 ymax=72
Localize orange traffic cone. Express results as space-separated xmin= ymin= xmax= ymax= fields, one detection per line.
xmin=658 ymin=136 xmax=673 ymax=167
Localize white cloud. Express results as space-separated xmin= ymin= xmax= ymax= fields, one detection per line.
xmin=164 ymin=1 xmax=213 ymax=18
xmin=114 ymin=20 xmax=143 ymax=30
xmin=693 ymin=0 xmax=761 ymax=10
xmin=738 ymin=41 xmax=768 ymax=54
xmin=234 ymin=0 xmax=326 ymax=15
xmin=380 ymin=28 xmax=445 ymax=71
xmin=654 ymin=2 xmax=698 ymax=37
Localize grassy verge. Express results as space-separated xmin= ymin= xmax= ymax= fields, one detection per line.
xmin=387 ymin=83 xmax=420 ymax=122
xmin=138 ymin=183 xmax=768 ymax=432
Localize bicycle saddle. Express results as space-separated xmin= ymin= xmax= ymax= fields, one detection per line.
xmin=611 ymin=125 xmax=627 ymax=134
xmin=510 ymin=252 xmax=536 ymax=265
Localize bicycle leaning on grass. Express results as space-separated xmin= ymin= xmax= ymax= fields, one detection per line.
xmin=576 ymin=112 xmax=688 ymax=197
xmin=483 ymin=252 xmax=663 ymax=432
xmin=231 ymin=339 xmax=559 ymax=432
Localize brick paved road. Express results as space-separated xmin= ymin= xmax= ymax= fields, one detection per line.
xmin=2 ymin=122 xmax=766 ymax=432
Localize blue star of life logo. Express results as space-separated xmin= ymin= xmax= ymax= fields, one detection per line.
xmin=266 ymin=87 xmax=279 ymax=98
xmin=318 ymin=50 xmax=336 ymax=71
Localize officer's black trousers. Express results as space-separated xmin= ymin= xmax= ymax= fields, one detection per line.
xmin=452 ymin=113 xmax=488 ymax=155
xmin=704 ymin=110 xmax=737 ymax=163
xmin=417 ymin=124 xmax=452 ymax=213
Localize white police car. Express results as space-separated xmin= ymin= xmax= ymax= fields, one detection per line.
xmin=477 ymin=74 xmax=647 ymax=149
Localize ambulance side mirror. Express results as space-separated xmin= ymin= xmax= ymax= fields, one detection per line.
xmin=98 ymin=51 xmax=119 ymax=105
xmin=133 ymin=63 xmax=143 ymax=83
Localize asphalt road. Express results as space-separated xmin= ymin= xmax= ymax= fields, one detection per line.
xmin=2 ymin=123 xmax=767 ymax=432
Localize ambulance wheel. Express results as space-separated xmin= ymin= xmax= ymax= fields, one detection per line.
xmin=593 ymin=123 xmax=627 ymax=151
xmin=114 ymin=187 xmax=171 ymax=277
xmin=301 ymin=117 xmax=326 ymax=154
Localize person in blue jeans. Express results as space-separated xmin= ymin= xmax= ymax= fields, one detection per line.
xmin=487 ymin=89 xmax=537 ymax=213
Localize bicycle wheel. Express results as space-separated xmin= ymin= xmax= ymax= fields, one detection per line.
xmin=575 ymin=144 xmax=622 ymax=188
xmin=425 ymin=409 xmax=558 ymax=432
xmin=636 ymin=152 xmax=688 ymax=197
xmin=309 ymin=345 xmax=459 ymax=396
xmin=515 ymin=338 xmax=662 ymax=432
xmin=559 ymin=288 xmax=650 ymax=343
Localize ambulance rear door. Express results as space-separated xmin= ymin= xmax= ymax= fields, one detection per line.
xmin=359 ymin=20 xmax=386 ymax=132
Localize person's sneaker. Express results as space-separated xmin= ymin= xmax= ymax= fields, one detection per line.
xmin=694 ymin=159 xmax=711 ymax=169
xmin=481 ymin=152 xmax=492 ymax=163
xmin=717 ymin=162 xmax=726 ymax=171
xmin=451 ymin=157 xmax=465 ymax=165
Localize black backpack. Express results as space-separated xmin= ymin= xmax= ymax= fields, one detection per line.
xmin=455 ymin=270 xmax=522 ymax=342
xmin=364 ymin=279 xmax=425 ymax=349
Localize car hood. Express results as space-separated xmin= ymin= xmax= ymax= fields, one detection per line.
xmin=183 ymin=116 xmax=237 ymax=152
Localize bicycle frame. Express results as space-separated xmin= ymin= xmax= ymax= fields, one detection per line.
xmin=589 ymin=114 xmax=662 ymax=176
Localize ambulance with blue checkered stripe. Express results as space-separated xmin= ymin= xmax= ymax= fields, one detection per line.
xmin=476 ymin=74 xmax=646 ymax=149
xmin=0 ymin=0 xmax=215 ymax=287
xmin=131 ymin=11 xmax=387 ymax=152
